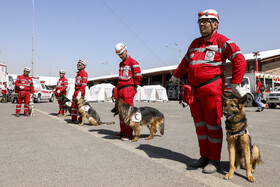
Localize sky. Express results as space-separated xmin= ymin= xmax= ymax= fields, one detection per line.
xmin=0 ymin=0 xmax=279 ymax=78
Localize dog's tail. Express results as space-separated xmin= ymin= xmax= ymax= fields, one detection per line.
xmin=159 ymin=122 xmax=164 ymax=135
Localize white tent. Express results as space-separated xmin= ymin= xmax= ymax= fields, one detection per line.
xmin=143 ymin=85 xmax=168 ymax=102
xmin=89 ymin=83 xmax=115 ymax=102
xmin=134 ymin=86 xmax=147 ymax=101
xmin=65 ymin=83 xmax=91 ymax=101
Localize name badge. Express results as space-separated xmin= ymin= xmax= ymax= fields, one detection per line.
xmin=205 ymin=51 xmax=215 ymax=61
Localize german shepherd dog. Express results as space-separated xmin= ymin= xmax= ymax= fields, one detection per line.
xmin=74 ymin=97 xmax=115 ymax=126
xmin=56 ymin=94 xmax=72 ymax=117
xmin=111 ymin=98 xmax=165 ymax=142
xmin=221 ymin=94 xmax=262 ymax=182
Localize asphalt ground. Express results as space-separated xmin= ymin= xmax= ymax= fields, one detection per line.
xmin=0 ymin=100 xmax=279 ymax=187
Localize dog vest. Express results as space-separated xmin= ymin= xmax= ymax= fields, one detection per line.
xmin=131 ymin=110 xmax=142 ymax=123
xmin=65 ymin=101 xmax=72 ymax=107
xmin=80 ymin=105 xmax=90 ymax=112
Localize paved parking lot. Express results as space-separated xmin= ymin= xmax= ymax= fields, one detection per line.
xmin=0 ymin=101 xmax=279 ymax=186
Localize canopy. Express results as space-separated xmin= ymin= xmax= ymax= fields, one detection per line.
xmin=89 ymin=83 xmax=115 ymax=102
xmin=134 ymin=86 xmax=147 ymax=101
xmin=142 ymin=85 xmax=168 ymax=102
xmin=65 ymin=83 xmax=91 ymax=101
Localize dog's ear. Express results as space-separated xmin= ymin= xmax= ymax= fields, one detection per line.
xmin=221 ymin=94 xmax=228 ymax=104
xmin=238 ymin=94 xmax=248 ymax=105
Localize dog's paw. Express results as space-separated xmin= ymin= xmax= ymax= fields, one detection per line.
xmin=224 ymin=173 xmax=233 ymax=180
xmin=132 ymin=138 xmax=138 ymax=142
xmin=247 ymin=175 xmax=255 ymax=182
xmin=78 ymin=123 xmax=84 ymax=126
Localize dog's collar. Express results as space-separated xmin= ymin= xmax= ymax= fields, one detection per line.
xmin=226 ymin=129 xmax=248 ymax=137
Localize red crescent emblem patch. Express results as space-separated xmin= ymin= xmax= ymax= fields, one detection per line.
xmin=134 ymin=114 xmax=139 ymax=120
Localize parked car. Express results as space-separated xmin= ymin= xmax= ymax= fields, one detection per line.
xmin=266 ymin=87 xmax=280 ymax=108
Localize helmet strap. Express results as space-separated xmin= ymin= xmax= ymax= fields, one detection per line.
xmin=202 ymin=19 xmax=217 ymax=40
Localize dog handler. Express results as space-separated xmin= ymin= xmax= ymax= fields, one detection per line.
xmin=54 ymin=69 xmax=68 ymax=116
xmin=115 ymin=43 xmax=142 ymax=141
xmin=15 ymin=67 xmax=35 ymax=117
xmin=170 ymin=9 xmax=247 ymax=173
xmin=69 ymin=60 xmax=88 ymax=123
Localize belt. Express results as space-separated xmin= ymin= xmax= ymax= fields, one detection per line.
xmin=194 ymin=73 xmax=224 ymax=89
xmin=118 ymin=84 xmax=134 ymax=90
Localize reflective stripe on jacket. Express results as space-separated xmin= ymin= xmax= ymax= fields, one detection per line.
xmin=56 ymin=77 xmax=68 ymax=94
xmin=117 ymin=56 xmax=141 ymax=88
xmin=174 ymin=32 xmax=246 ymax=86
xmin=15 ymin=75 xmax=35 ymax=93
xmin=75 ymin=69 xmax=88 ymax=93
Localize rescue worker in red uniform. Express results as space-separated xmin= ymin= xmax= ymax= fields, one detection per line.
xmin=69 ymin=60 xmax=88 ymax=123
xmin=15 ymin=67 xmax=35 ymax=117
xmin=170 ymin=9 xmax=247 ymax=174
xmin=54 ymin=69 xmax=68 ymax=116
xmin=114 ymin=43 xmax=142 ymax=141
xmin=1 ymin=82 xmax=8 ymax=103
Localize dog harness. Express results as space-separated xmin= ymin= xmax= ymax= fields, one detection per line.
xmin=80 ymin=105 xmax=90 ymax=112
xmin=131 ymin=110 xmax=142 ymax=123
xmin=65 ymin=101 xmax=72 ymax=107
xmin=226 ymin=117 xmax=248 ymax=137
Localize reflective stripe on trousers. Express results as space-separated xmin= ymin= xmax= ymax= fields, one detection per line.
xmin=189 ymin=79 xmax=223 ymax=160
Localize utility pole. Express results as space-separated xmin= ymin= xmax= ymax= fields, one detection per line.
xmin=253 ymin=51 xmax=260 ymax=72
xmin=32 ymin=0 xmax=35 ymax=77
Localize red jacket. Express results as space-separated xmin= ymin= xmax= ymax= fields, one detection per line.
xmin=1 ymin=84 xmax=7 ymax=94
xmin=56 ymin=76 xmax=68 ymax=95
xmin=117 ymin=56 xmax=141 ymax=88
xmin=75 ymin=69 xmax=88 ymax=94
xmin=15 ymin=75 xmax=35 ymax=93
xmin=257 ymin=81 xmax=262 ymax=94
xmin=174 ymin=32 xmax=246 ymax=86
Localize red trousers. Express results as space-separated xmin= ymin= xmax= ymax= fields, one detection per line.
xmin=16 ymin=91 xmax=31 ymax=114
xmin=118 ymin=86 xmax=135 ymax=137
xmin=71 ymin=90 xmax=84 ymax=121
xmin=189 ymin=79 xmax=223 ymax=161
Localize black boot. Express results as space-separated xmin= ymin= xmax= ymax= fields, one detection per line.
xmin=190 ymin=157 xmax=209 ymax=168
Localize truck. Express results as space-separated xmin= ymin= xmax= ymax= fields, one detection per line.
xmin=0 ymin=63 xmax=15 ymax=102
xmin=225 ymin=72 xmax=280 ymax=107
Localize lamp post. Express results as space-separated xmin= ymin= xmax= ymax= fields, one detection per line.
xmin=165 ymin=43 xmax=182 ymax=63
xmin=253 ymin=51 xmax=260 ymax=72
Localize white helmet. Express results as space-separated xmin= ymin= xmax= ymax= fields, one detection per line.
xmin=59 ymin=69 xmax=66 ymax=74
xmin=198 ymin=9 xmax=219 ymax=23
xmin=24 ymin=67 xmax=31 ymax=72
xmin=115 ymin=43 xmax=127 ymax=55
xmin=78 ymin=60 xmax=87 ymax=67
